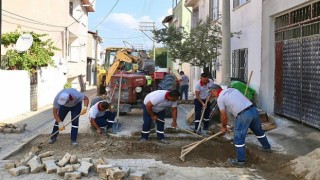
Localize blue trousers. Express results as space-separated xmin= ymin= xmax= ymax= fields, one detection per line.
xmin=141 ymin=104 xmax=165 ymax=140
xmin=51 ymin=102 xmax=82 ymax=141
xmin=194 ymin=99 xmax=211 ymax=130
xmin=180 ymin=85 xmax=189 ymax=100
xmin=234 ymin=107 xmax=271 ymax=161
xmin=94 ymin=111 xmax=115 ymax=129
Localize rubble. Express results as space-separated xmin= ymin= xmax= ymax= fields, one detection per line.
xmin=5 ymin=150 xmax=148 ymax=179
xmin=0 ymin=123 xmax=27 ymax=133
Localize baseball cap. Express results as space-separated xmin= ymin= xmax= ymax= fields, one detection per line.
xmin=209 ymin=84 xmax=222 ymax=91
xmin=57 ymin=92 xmax=69 ymax=105
xmin=179 ymin=71 xmax=184 ymax=75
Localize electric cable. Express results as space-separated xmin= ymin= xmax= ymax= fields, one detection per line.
xmin=91 ymin=0 xmax=120 ymax=30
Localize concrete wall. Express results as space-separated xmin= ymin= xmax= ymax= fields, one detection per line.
xmin=260 ymin=0 xmax=312 ymax=113
xmin=0 ymin=71 xmax=30 ymax=121
xmin=230 ymin=0 xmax=262 ymax=93
xmin=0 ymin=68 xmax=66 ymax=122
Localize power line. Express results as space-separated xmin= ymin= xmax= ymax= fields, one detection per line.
xmin=91 ymin=0 xmax=120 ymax=31
xmin=102 ymin=35 xmax=145 ymax=39
xmin=3 ymin=20 xmax=63 ymax=32
xmin=3 ymin=9 xmax=65 ymax=28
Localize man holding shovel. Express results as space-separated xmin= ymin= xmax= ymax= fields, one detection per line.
xmin=140 ymin=90 xmax=180 ymax=144
xmin=49 ymin=88 xmax=89 ymax=146
xmin=209 ymin=84 xmax=271 ymax=166
xmin=193 ymin=73 xmax=215 ymax=133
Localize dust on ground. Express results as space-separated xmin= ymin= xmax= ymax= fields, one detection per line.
xmin=6 ymin=133 xmax=301 ymax=180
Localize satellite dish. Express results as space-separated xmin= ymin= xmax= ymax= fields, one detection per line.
xmin=15 ymin=34 xmax=33 ymax=52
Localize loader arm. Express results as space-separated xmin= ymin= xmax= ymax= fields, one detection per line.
xmin=105 ymin=50 xmax=139 ymax=86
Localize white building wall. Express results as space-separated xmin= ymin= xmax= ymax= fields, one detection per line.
xmin=0 ymin=71 xmax=30 ymax=121
xmin=260 ymin=0 xmax=312 ymax=113
xmin=230 ymin=0 xmax=262 ymax=95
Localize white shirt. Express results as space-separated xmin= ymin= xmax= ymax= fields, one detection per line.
xmin=89 ymin=101 xmax=107 ymax=119
xmin=194 ymin=79 xmax=215 ymax=99
xmin=217 ymin=88 xmax=253 ymax=117
xmin=144 ymin=90 xmax=178 ymax=113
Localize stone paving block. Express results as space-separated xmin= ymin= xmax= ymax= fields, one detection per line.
xmin=4 ymin=161 xmax=15 ymax=169
xmin=38 ymin=151 xmax=55 ymax=158
xmin=72 ymin=163 xmax=81 ymax=169
xmin=57 ymin=166 xmax=67 ymax=176
xmin=98 ymin=172 xmax=108 ymax=179
xmin=70 ymin=155 xmax=78 ymax=164
xmin=80 ymin=158 xmax=92 ymax=163
xmin=12 ymin=128 xmax=22 ymax=133
xmin=64 ymin=171 xmax=82 ymax=179
xmin=19 ymin=152 xmax=35 ymax=166
xmin=97 ymin=164 xmax=113 ymax=173
xmin=65 ymin=164 xmax=74 ymax=172
xmin=3 ymin=128 xmax=12 ymax=133
xmin=77 ymin=161 xmax=93 ymax=176
xmin=41 ymin=156 xmax=56 ymax=162
xmin=0 ymin=126 xmax=4 ymax=132
xmin=44 ymin=160 xmax=58 ymax=174
xmin=106 ymin=166 xmax=129 ymax=179
xmin=130 ymin=170 xmax=147 ymax=180
xmin=93 ymin=158 xmax=106 ymax=171
xmin=27 ymin=156 xmax=44 ymax=173
xmin=58 ymin=153 xmax=72 ymax=167
xmin=8 ymin=166 xmax=30 ymax=176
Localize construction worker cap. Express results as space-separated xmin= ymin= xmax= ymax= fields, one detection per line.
xmin=57 ymin=92 xmax=69 ymax=105
xmin=209 ymin=84 xmax=222 ymax=91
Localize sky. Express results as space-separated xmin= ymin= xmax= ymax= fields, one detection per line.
xmin=88 ymin=0 xmax=173 ymax=50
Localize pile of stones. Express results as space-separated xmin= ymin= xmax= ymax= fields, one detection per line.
xmin=4 ymin=151 xmax=147 ymax=180
xmin=0 ymin=123 xmax=27 ymax=133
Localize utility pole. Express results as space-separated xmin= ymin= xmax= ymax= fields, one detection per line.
xmin=94 ymin=30 xmax=99 ymax=86
xmin=221 ymin=0 xmax=231 ymax=85
xmin=139 ymin=22 xmax=155 ymax=60
xmin=0 ymin=0 xmax=2 ymax=67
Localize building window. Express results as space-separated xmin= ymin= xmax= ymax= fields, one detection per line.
xmin=232 ymin=48 xmax=248 ymax=82
xmin=233 ymin=0 xmax=248 ymax=9
xmin=210 ymin=0 xmax=220 ymax=20
xmin=69 ymin=2 xmax=73 ymax=16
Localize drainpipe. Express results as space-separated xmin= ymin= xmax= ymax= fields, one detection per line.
xmin=221 ymin=0 xmax=231 ymax=85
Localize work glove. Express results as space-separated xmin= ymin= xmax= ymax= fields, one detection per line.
xmin=58 ymin=122 xmax=65 ymax=131
xmin=81 ymin=106 xmax=88 ymax=115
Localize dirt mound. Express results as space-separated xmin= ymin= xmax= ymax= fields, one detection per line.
xmin=288 ymin=148 xmax=320 ymax=180
xmin=6 ymin=133 xmax=301 ymax=179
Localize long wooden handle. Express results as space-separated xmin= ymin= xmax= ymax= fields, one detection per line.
xmin=157 ymin=119 xmax=202 ymax=138
xmin=244 ymin=71 xmax=253 ymax=97
xmin=196 ymin=97 xmax=210 ymax=132
xmin=38 ymin=113 xmax=81 ymax=146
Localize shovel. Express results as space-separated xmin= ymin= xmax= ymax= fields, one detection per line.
xmin=113 ymin=70 xmax=124 ymax=133
xmin=157 ymin=119 xmax=202 ymax=137
xmin=32 ymin=113 xmax=81 ymax=153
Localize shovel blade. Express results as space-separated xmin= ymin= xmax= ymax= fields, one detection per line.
xmin=112 ymin=122 xmax=122 ymax=133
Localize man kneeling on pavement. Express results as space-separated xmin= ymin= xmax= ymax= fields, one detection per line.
xmin=141 ymin=90 xmax=180 ymax=144
xmin=89 ymin=100 xmax=115 ymax=134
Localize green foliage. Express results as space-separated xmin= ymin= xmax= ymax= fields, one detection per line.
xmin=1 ymin=28 xmax=60 ymax=73
xmin=154 ymin=17 xmax=241 ymax=72
xmin=153 ymin=25 xmax=186 ymax=61
xmin=64 ymin=81 xmax=72 ymax=89
xmin=148 ymin=48 xmax=167 ymax=68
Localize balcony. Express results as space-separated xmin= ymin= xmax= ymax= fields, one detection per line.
xmin=185 ymin=0 xmax=199 ymax=8
xmin=82 ymin=0 xmax=95 ymax=12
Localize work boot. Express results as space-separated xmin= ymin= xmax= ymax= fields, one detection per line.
xmin=227 ymin=158 xmax=245 ymax=166
xmin=158 ymin=139 xmax=170 ymax=144
xmin=71 ymin=140 xmax=78 ymax=146
xmin=258 ymin=146 xmax=272 ymax=153
xmin=48 ymin=138 xmax=56 ymax=144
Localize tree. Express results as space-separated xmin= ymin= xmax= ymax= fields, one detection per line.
xmin=148 ymin=47 xmax=167 ymax=68
xmin=1 ymin=28 xmax=59 ymax=73
xmin=154 ymin=17 xmax=226 ymax=75
xmin=153 ymin=25 xmax=186 ymax=61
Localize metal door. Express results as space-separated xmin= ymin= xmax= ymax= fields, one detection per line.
xmin=274 ymin=2 xmax=320 ymax=129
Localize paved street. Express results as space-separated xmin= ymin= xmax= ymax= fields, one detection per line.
xmin=0 ymin=87 xmax=320 ymax=179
